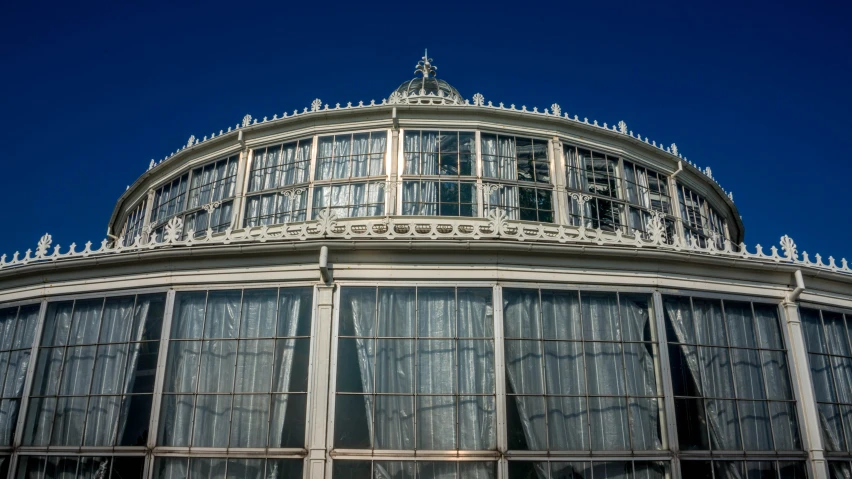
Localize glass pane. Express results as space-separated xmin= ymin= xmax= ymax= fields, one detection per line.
xmin=374 ymin=394 xmax=413 ymax=449
xmin=547 ymin=396 xmax=589 ymax=450
xmin=334 ymin=394 xmax=371 ymax=448
xmin=541 ymin=290 xmax=581 ymax=340
xmin=192 ymin=394 xmax=231 ymax=447
xmin=738 ymin=400 xmax=773 ymax=450
xmin=418 ymin=288 xmax=456 ymax=338
xmin=589 ymin=397 xmax=629 ymax=450
xmin=204 ymin=290 xmax=241 ymax=339
xmin=731 ymin=348 xmax=766 ymax=399
xmin=725 ymin=301 xmax=756 ymax=348
xmin=240 ymin=289 xmax=278 ymax=338
xmin=375 ymin=462 xmax=414 ymax=479
xmin=675 ymin=398 xmax=708 ymax=450
xmin=197 ymin=340 xmax=237 ymax=393
xmin=158 ymin=395 xmax=195 ymax=446
xmin=543 ymin=341 xmax=585 ymax=396
xmin=503 ymin=289 xmax=542 ymax=339
xmin=505 ymin=340 xmax=544 ymax=394
xmin=418 ymin=462 xmax=457 ymax=479
xmin=377 ymin=288 xmax=415 ymax=337
xmin=418 ymin=339 xmax=455 ymax=394
xmin=581 ymin=292 xmax=621 ymax=341
xmin=234 ymin=340 xmax=274 ymax=393
xmin=507 ymin=396 xmax=546 ymax=450
xmin=706 ymin=399 xmax=742 ymax=450
xmin=621 ymin=294 xmax=653 ymax=342
xmin=624 ymin=343 xmax=657 ymax=396
xmin=458 ymin=340 xmax=494 ymax=394
xmin=753 ymin=304 xmax=784 ymax=350
xmin=585 ymin=342 xmax=625 ymax=396
xmin=630 ymin=397 xmax=662 ymax=450
xmin=770 ymin=401 xmax=801 ymax=450
xmin=459 ymin=396 xmax=496 ymax=450
xmin=376 ymin=339 xmax=414 ymax=394
xmin=417 ymin=395 xmax=456 ymax=449
xmin=269 ymin=393 xmax=306 ymax=447
xmin=229 ymin=394 xmax=270 ymax=447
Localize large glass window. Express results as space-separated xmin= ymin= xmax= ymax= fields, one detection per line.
xmin=565 ymin=146 xmax=624 ymax=232
xmin=404 ymin=130 xmax=475 ymax=176
xmin=158 ymin=287 xmax=312 ymax=449
xmin=153 ymin=457 xmax=303 ymax=479
xmin=402 ymin=180 xmax=477 ymax=216
xmin=801 ymin=306 xmax=852 ymax=459
xmin=334 ymin=286 xmax=496 ymax=451
xmin=150 ymin=155 xmax=239 ymax=239
xmin=502 ymin=289 xmax=663 ymax=452
xmin=664 ymin=296 xmax=801 ymax=457
xmin=481 ymin=134 xmax=553 ymax=222
xmin=0 ymin=303 xmax=39 ymax=446
xmin=676 ymin=184 xmax=727 ymax=248
xmin=122 ymin=200 xmax=147 ymax=246
xmin=16 ymin=455 xmax=145 ymax=479
xmin=244 ymin=139 xmax=312 ymax=227
xmin=623 ymin=161 xmax=676 ymax=241
xmin=315 ymin=132 xmax=386 ymax=181
xmin=402 ymin=131 xmax=477 ymax=217
xmin=312 ymin=132 xmax=387 ymax=219
xmin=23 ymin=294 xmax=165 ymax=447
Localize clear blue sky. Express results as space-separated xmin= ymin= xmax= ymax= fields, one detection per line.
xmin=1 ymin=1 xmax=849 ymax=260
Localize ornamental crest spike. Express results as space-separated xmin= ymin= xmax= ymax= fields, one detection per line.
xmin=618 ymin=121 xmax=628 ymax=134
xmin=472 ymin=93 xmax=484 ymax=106
xmin=670 ymin=143 xmax=678 ymax=156
xmin=311 ymin=98 xmax=322 ymax=112
xmin=187 ymin=135 xmax=195 ymax=148
xmin=415 ymin=49 xmax=437 ymax=78
xmin=551 ymin=103 xmax=561 ymax=116
xmin=242 ymin=114 xmax=252 ymax=127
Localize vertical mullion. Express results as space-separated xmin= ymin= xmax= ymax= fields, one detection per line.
xmin=147 ymin=289 xmax=175 ymax=449
xmin=413 ymin=286 xmax=419 ymax=452
xmin=371 ymin=287 xmax=379 ymax=449
xmin=305 ymin=134 xmax=319 ymax=220
xmin=652 ymin=292 xmax=679 ymax=477
xmin=493 ymin=285 xmax=507 ymax=458
xmin=454 ymin=287 xmax=460 ymax=450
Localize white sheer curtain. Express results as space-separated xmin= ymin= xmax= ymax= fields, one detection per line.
xmin=160 ymin=289 xmax=307 ymax=448
xmin=481 ymin=134 xmax=498 ymax=178
xmin=332 ymin=135 xmax=351 ymax=179
xmin=339 ymin=287 xmax=495 ymax=452
xmin=402 ymin=181 xmax=437 ymax=216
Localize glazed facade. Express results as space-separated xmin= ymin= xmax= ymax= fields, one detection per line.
xmin=0 ymin=66 xmax=850 ymax=479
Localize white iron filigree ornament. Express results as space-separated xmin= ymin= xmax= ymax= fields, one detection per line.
xmin=314 ymin=208 xmax=338 ymax=236
xmin=388 ymin=91 xmax=403 ymax=104
xmin=646 ymin=213 xmax=667 ymax=245
xmin=311 ymin=99 xmax=322 ymax=112
xmin=148 ymin=159 xmax=156 ymax=170
xmin=472 ymin=93 xmax=484 ymax=106
xmin=201 ymin=201 xmax=221 ymax=214
xmin=551 ymin=103 xmax=561 ymax=117
xmin=670 ymin=143 xmax=678 ymax=156
xmin=187 ymin=135 xmax=195 ymax=148
xmin=242 ymin=115 xmax=252 ymax=128
xmin=704 ymin=167 xmax=713 ymax=179
xmin=618 ymin=121 xmax=628 ymax=134
xmin=164 ymin=216 xmax=183 ymax=243
xmin=487 ymin=208 xmax=509 ymax=236
xmin=780 ymin=235 xmax=798 ymax=260
xmin=35 ymin=233 xmax=52 ymax=258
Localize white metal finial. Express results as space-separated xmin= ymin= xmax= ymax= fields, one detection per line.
xmin=415 ymin=50 xmax=437 ymax=78
xmin=187 ymin=135 xmax=195 ymax=148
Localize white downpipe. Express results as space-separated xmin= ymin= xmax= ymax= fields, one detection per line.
xmin=787 ymin=269 xmax=805 ymax=302
xmin=319 ymin=245 xmax=330 ymax=283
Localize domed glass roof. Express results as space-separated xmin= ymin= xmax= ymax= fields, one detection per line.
xmin=390 ymin=52 xmax=464 ymax=104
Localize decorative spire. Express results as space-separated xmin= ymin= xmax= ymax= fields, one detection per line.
xmin=415 ymin=49 xmax=437 ymax=78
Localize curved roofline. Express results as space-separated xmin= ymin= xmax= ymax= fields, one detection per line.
xmin=109 ymin=99 xmax=741 ymax=238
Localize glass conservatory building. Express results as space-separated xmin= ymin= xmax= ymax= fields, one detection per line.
xmin=0 ymin=55 xmax=850 ymax=479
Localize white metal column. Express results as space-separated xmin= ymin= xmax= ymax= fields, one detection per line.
xmin=307 ymin=283 xmax=335 ymax=479
xmin=782 ymin=301 xmax=828 ymax=479
xmin=549 ymin=138 xmax=567 ymax=225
